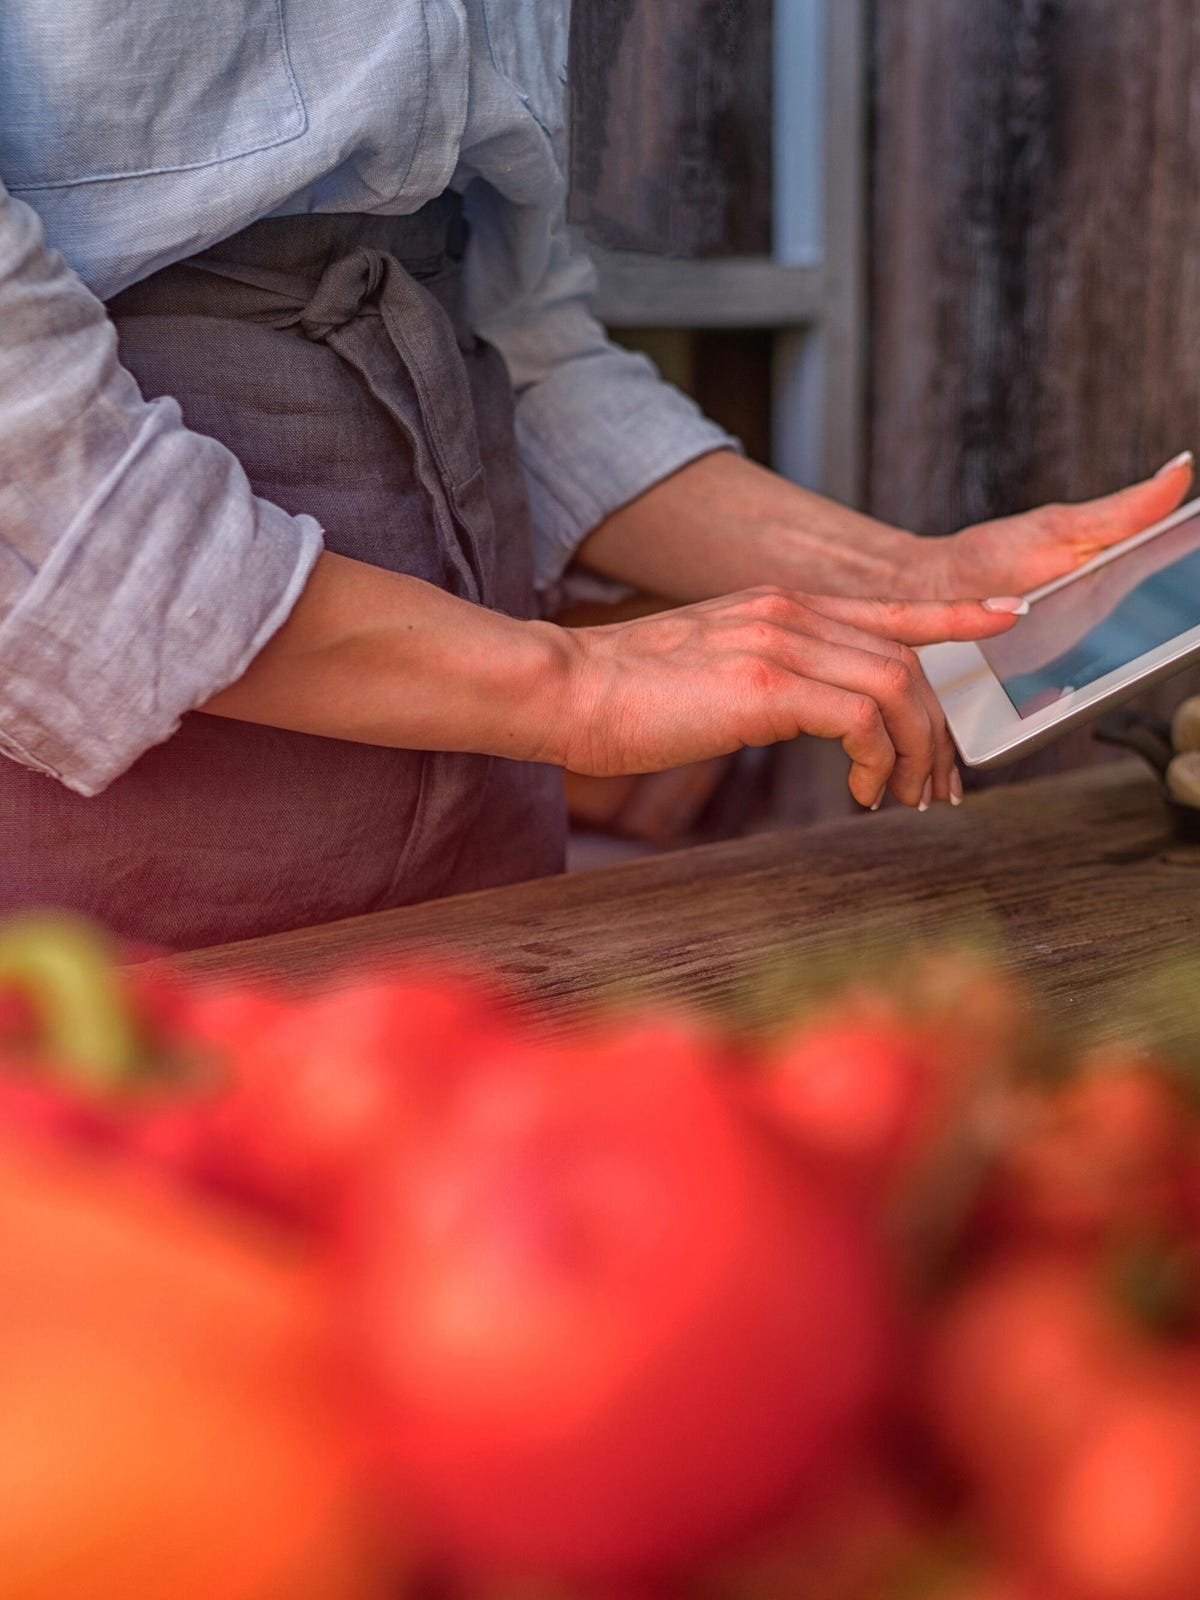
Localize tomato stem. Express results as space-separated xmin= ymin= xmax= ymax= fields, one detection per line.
xmin=0 ymin=915 xmax=142 ymax=1092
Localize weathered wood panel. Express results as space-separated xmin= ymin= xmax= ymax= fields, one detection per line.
xmin=871 ymin=0 xmax=1200 ymax=533
xmin=870 ymin=0 xmax=1200 ymax=780
xmin=568 ymin=0 xmax=774 ymax=256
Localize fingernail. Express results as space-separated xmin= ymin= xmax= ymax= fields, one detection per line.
xmin=870 ymin=788 xmax=885 ymax=812
xmin=983 ymin=596 xmax=1030 ymax=615
xmin=918 ymin=777 xmax=933 ymax=813
xmin=949 ymin=767 xmax=964 ymax=807
xmin=1156 ymin=450 xmax=1194 ymax=478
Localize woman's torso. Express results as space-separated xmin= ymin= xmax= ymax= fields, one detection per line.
xmin=0 ymin=198 xmax=568 ymax=946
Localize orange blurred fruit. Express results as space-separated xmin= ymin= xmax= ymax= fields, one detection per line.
xmin=0 ymin=1139 xmax=383 ymax=1600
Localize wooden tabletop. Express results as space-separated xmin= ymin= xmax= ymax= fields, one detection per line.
xmin=157 ymin=760 xmax=1200 ymax=1042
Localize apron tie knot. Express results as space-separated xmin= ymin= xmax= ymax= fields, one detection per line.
xmin=298 ymin=248 xmax=386 ymax=342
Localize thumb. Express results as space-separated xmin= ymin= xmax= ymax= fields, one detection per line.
xmin=804 ymin=594 xmax=1030 ymax=646
xmin=1043 ymin=452 xmax=1194 ymax=554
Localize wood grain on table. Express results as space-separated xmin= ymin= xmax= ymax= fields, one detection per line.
xmin=153 ymin=762 xmax=1200 ymax=1043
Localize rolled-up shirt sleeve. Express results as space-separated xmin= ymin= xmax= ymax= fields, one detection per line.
xmin=0 ymin=179 xmax=324 ymax=797
xmin=462 ymin=182 xmax=742 ymax=611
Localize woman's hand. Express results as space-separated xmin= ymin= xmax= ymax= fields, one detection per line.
xmin=573 ymin=451 xmax=1196 ymax=620
xmin=922 ymin=453 xmax=1195 ymax=601
xmin=548 ymin=586 xmax=1026 ymax=810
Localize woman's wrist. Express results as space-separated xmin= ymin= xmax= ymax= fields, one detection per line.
xmin=324 ymin=597 xmax=576 ymax=768
xmin=473 ymin=617 xmax=577 ymax=768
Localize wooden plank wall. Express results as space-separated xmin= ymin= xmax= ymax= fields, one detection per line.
xmin=870 ymin=0 xmax=1200 ymax=780
xmin=567 ymin=0 xmax=774 ymax=257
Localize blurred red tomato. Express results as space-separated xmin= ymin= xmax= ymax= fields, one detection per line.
xmin=754 ymin=952 xmax=1021 ymax=1208
xmin=0 ymin=1070 xmax=123 ymax=1148
xmin=1037 ymin=1384 xmax=1200 ymax=1600
xmin=755 ymin=1006 xmax=935 ymax=1192
xmin=342 ymin=1019 xmax=892 ymax=1579
xmin=926 ymin=1257 xmax=1154 ymax=1522
xmin=0 ymin=962 xmax=221 ymax=1167
xmin=138 ymin=968 xmax=515 ymax=1227
xmin=979 ymin=1053 xmax=1190 ymax=1251
xmin=0 ymin=1138 xmax=383 ymax=1600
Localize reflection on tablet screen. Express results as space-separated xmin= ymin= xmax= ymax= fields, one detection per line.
xmin=980 ymin=512 xmax=1200 ymax=718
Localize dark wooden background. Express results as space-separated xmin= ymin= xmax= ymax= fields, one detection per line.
xmin=567 ymin=0 xmax=774 ymax=256
xmin=870 ymin=0 xmax=1200 ymax=780
xmin=871 ymin=0 xmax=1200 ymax=533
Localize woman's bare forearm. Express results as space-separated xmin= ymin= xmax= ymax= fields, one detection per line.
xmin=574 ymin=451 xmax=922 ymax=602
xmin=199 ymin=550 xmax=569 ymax=762
xmin=198 ymin=550 xmax=1022 ymax=810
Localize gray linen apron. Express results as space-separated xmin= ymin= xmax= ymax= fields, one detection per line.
xmin=0 ymin=196 xmax=567 ymax=948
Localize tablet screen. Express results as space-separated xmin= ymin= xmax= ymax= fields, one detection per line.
xmin=979 ymin=510 xmax=1200 ymax=717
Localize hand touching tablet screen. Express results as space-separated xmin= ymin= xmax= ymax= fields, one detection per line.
xmin=920 ymin=500 xmax=1200 ymax=766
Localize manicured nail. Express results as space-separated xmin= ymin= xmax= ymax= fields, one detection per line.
xmin=918 ymin=777 xmax=933 ymax=813
xmin=1156 ymin=450 xmax=1194 ymax=478
xmin=983 ymin=596 xmax=1030 ymax=615
xmin=949 ymin=767 xmax=964 ymax=807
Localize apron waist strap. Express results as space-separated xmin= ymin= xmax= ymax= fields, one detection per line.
xmin=109 ymin=194 xmax=489 ymax=606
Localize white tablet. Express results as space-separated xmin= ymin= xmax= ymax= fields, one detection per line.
xmin=919 ymin=496 xmax=1200 ymax=768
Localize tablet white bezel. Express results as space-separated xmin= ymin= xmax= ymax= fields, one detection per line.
xmin=918 ymin=495 xmax=1200 ymax=768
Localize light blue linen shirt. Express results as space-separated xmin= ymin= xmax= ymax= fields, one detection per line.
xmin=0 ymin=0 xmax=737 ymax=796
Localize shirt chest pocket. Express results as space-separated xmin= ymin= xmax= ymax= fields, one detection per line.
xmin=480 ymin=0 xmax=567 ymax=145
xmin=0 ymin=0 xmax=306 ymax=191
